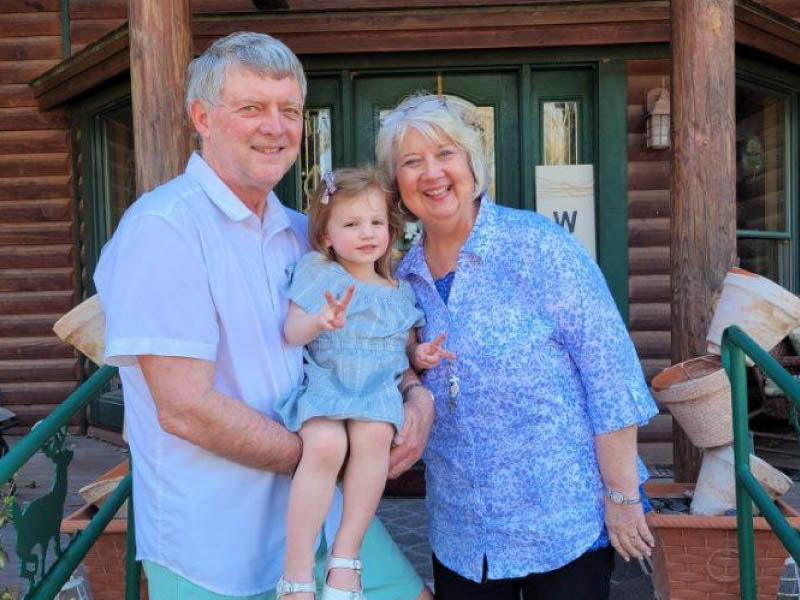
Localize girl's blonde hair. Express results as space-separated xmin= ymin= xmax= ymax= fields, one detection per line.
xmin=308 ymin=166 xmax=403 ymax=281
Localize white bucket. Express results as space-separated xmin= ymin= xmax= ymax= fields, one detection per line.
xmin=691 ymin=445 xmax=793 ymax=516
xmin=52 ymin=294 xmax=106 ymax=366
xmin=707 ymin=267 xmax=800 ymax=358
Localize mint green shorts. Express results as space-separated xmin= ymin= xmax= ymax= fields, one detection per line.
xmin=142 ymin=517 xmax=424 ymax=599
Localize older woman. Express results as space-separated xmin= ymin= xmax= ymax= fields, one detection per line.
xmin=377 ymin=94 xmax=659 ymax=600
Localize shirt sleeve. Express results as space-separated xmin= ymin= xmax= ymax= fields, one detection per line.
xmin=287 ymin=252 xmax=347 ymax=314
xmin=93 ymin=212 xmax=219 ymax=367
xmin=537 ymin=230 xmax=658 ymax=434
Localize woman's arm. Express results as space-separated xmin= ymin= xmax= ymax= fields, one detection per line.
xmin=595 ymin=425 xmax=655 ymax=561
xmin=283 ymin=285 xmax=355 ymax=346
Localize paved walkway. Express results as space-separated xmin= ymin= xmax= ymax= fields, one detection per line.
xmin=4 ymin=434 xmax=800 ymax=598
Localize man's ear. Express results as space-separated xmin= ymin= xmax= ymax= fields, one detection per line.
xmin=189 ymin=100 xmax=211 ymax=140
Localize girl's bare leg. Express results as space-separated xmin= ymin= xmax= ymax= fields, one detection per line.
xmin=327 ymin=420 xmax=394 ymax=592
xmin=283 ymin=418 xmax=348 ymax=599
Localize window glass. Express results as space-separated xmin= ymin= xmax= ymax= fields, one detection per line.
xmin=299 ymin=108 xmax=332 ymax=212
xmin=97 ymin=105 xmax=135 ymax=238
xmin=542 ymin=101 xmax=578 ymax=166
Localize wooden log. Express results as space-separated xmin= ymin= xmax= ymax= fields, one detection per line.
xmin=0 ymin=337 xmax=76 ymax=361
xmin=0 ymin=130 xmax=68 ymax=154
xmin=0 ymin=107 xmax=68 ymax=131
xmin=69 ymin=0 xmax=127 ymax=18
xmin=0 ymin=358 xmax=79 ymax=382
xmin=0 ymin=314 xmax=66 ymax=337
xmin=627 ymin=75 xmax=672 ymax=105
xmin=630 ymin=330 xmax=672 ymax=359
xmin=0 ymin=13 xmax=61 ymax=36
xmin=627 ymin=104 xmax=647 ymax=134
xmin=0 ymin=381 xmax=79 ymax=404
xmin=129 ymin=0 xmax=192 ymax=195
xmin=0 ymin=60 xmax=61 ymax=84
xmin=671 ymin=0 xmax=736 ymax=482
xmin=629 ymin=274 xmax=671 ymax=303
xmin=0 ymin=153 xmax=69 ymax=178
xmin=0 ymin=267 xmax=74 ymax=292
xmin=0 ymin=222 xmax=72 ymax=245
xmin=0 ymin=198 xmax=72 ymax=222
xmin=628 ymin=189 xmax=670 ymax=219
xmin=628 ymin=133 xmax=671 ymax=162
xmin=640 ymin=358 xmax=672 ymax=383
xmin=628 ymin=160 xmax=670 ymax=191
xmin=0 ymin=244 xmax=72 ymax=269
xmin=0 ymin=84 xmax=38 ymax=108
xmin=629 ymin=246 xmax=670 ymax=275
xmin=0 ymin=0 xmax=61 ymax=11
xmin=629 ymin=302 xmax=671 ymax=330
xmin=0 ymin=176 xmax=71 ymax=200
xmin=0 ymin=290 xmax=75 ymax=315
xmin=0 ymin=37 xmax=62 ymax=61
xmin=627 ymin=58 xmax=670 ymax=78
xmin=628 ymin=217 xmax=670 ymax=247
xmin=70 ymin=19 xmax=126 ymax=49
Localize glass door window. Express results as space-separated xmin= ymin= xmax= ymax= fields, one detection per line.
xmin=735 ymin=82 xmax=794 ymax=289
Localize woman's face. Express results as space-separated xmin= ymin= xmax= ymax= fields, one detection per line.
xmin=394 ymin=128 xmax=476 ymax=228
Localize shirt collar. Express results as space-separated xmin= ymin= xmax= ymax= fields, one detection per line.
xmin=185 ymin=152 xmax=267 ymax=223
xmin=395 ymin=195 xmax=496 ymax=281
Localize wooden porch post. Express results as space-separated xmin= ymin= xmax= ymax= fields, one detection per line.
xmin=670 ymin=0 xmax=737 ymax=482
xmin=128 ymin=0 xmax=193 ymax=195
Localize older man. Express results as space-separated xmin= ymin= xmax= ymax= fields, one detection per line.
xmin=94 ymin=32 xmax=433 ymax=600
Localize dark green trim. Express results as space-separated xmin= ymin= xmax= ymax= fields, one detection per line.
xmin=597 ymin=60 xmax=629 ymax=322
xmin=60 ymin=0 xmax=70 ymax=58
xmin=519 ymin=65 xmax=533 ymax=211
xmin=341 ymin=71 xmax=354 ymax=166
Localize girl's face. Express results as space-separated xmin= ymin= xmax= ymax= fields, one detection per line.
xmin=394 ymin=128 xmax=476 ymax=229
xmin=323 ymin=188 xmax=391 ymax=278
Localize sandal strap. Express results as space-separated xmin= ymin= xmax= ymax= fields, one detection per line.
xmin=326 ymin=556 xmax=363 ymax=573
xmin=321 ymin=583 xmax=365 ymax=600
xmin=276 ymin=576 xmax=316 ymax=598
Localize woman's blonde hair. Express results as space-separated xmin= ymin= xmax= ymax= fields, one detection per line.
xmin=375 ymin=93 xmax=491 ymax=216
xmin=307 ymin=166 xmax=403 ymax=281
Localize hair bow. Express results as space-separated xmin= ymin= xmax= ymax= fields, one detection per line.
xmin=320 ymin=171 xmax=337 ymax=205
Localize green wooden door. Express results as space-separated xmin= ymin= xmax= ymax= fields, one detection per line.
xmin=353 ymin=71 xmax=520 ymax=207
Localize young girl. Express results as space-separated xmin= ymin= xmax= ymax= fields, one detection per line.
xmin=275 ymin=167 xmax=453 ymax=600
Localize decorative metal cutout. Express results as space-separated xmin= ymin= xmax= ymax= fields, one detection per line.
xmin=11 ymin=427 xmax=73 ymax=597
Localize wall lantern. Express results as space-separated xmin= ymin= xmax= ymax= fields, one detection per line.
xmin=646 ymin=87 xmax=671 ymax=150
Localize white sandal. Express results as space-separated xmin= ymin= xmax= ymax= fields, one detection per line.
xmin=276 ymin=575 xmax=317 ymax=599
xmin=321 ymin=556 xmax=365 ymax=600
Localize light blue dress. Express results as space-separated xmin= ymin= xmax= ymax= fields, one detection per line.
xmin=276 ymin=251 xmax=425 ymax=432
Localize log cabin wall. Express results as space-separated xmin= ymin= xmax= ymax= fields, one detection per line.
xmin=0 ymin=1 xmax=76 ymax=428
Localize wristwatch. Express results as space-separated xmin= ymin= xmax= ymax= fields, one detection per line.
xmin=604 ymin=487 xmax=642 ymax=505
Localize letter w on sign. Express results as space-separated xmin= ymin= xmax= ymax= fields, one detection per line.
xmin=553 ymin=210 xmax=577 ymax=233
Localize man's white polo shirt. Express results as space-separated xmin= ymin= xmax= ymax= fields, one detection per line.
xmin=94 ymin=153 xmax=342 ymax=596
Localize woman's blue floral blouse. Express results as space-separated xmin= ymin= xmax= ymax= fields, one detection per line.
xmin=395 ymin=198 xmax=658 ymax=582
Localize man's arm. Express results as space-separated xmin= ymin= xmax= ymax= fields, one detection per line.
xmin=139 ymin=355 xmax=302 ymax=473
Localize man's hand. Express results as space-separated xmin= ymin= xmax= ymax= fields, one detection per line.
xmin=412 ymin=333 xmax=456 ymax=370
xmin=388 ymin=385 xmax=434 ymax=479
xmin=319 ymin=285 xmax=354 ymax=331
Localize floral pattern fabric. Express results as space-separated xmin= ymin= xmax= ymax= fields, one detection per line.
xmin=395 ymin=197 xmax=658 ymax=581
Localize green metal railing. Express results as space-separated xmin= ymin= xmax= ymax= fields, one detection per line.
xmin=0 ymin=365 xmax=141 ymax=600
xmin=721 ymin=325 xmax=800 ymax=600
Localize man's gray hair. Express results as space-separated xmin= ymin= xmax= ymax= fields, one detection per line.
xmin=376 ymin=93 xmax=491 ymax=199
xmin=185 ymin=31 xmax=306 ymax=112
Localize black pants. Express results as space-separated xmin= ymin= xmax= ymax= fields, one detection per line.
xmin=432 ymin=546 xmax=615 ymax=600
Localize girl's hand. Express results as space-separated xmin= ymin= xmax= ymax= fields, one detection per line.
xmin=413 ymin=333 xmax=456 ymax=369
xmin=604 ymin=500 xmax=654 ymax=562
xmin=319 ymin=285 xmax=355 ymax=331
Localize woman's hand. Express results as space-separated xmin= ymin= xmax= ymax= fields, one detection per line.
xmin=318 ymin=285 xmax=354 ymax=331
xmin=412 ymin=333 xmax=457 ymax=370
xmin=604 ymin=500 xmax=654 ymax=562
xmin=388 ymin=384 xmax=434 ymax=478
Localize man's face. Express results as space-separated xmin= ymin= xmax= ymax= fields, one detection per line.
xmin=191 ymin=67 xmax=304 ymax=206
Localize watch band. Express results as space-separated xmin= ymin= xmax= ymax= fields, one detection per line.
xmin=604 ymin=487 xmax=642 ymax=505
xmin=401 ymin=382 xmax=433 ymax=403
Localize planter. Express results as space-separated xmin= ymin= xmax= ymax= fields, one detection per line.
xmin=60 ymin=504 xmax=148 ymax=600
xmin=645 ymin=481 xmax=800 ymax=600
xmin=52 ymin=294 xmax=106 ymax=366
xmin=650 ymin=356 xmax=733 ymax=448
xmin=707 ymin=267 xmax=800 ymax=358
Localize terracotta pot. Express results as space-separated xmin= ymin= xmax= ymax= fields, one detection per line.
xmin=52 ymin=295 xmax=106 ymax=366
xmin=60 ymin=504 xmax=148 ymax=600
xmin=645 ymin=481 xmax=800 ymax=600
xmin=691 ymin=445 xmax=793 ymax=516
xmin=707 ymin=267 xmax=800 ymax=358
xmin=650 ymin=356 xmax=732 ymax=448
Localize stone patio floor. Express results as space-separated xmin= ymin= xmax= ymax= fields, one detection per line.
xmin=4 ymin=434 xmax=800 ymax=598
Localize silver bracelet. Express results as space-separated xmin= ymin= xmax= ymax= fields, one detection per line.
xmin=604 ymin=487 xmax=642 ymax=505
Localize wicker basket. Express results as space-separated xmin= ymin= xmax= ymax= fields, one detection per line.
xmin=60 ymin=505 xmax=148 ymax=600
xmin=645 ymin=482 xmax=800 ymax=600
xmin=650 ymin=356 xmax=733 ymax=448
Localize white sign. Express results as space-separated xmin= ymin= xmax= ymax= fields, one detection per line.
xmin=535 ymin=164 xmax=596 ymax=259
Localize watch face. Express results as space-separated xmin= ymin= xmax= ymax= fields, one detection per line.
xmin=607 ymin=489 xmax=623 ymax=503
